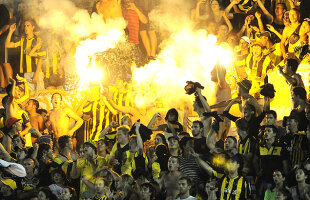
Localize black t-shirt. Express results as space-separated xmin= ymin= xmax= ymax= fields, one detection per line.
xmin=270 ymin=22 xmax=285 ymax=44
xmin=194 ymin=137 xmax=210 ymax=156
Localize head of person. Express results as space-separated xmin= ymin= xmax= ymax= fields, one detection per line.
xmin=80 ymin=191 xmax=94 ymax=200
xmin=140 ymin=182 xmax=155 ymax=200
xmin=116 ymin=125 xmax=130 ymax=145
xmin=264 ymin=125 xmax=278 ymax=140
xmin=243 ymin=103 xmax=256 ymax=121
xmin=252 ymin=42 xmax=264 ymax=58
xmin=58 ymin=135 xmax=72 ymax=151
xmin=51 ymin=169 xmax=66 ymax=185
xmin=178 ymin=176 xmax=192 ymax=196
xmin=24 ymin=18 xmax=36 ymax=36
xmin=23 ymin=158 xmax=35 ymax=174
xmin=60 ymin=187 xmax=76 ymax=200
xmin=97 ymin=138 xmax=108 ymax=153
xmin=237 ymin=79 xmax=251 ymax=96
xmin=38 ymin=142 xmax=53 ymax=160
xmin=240 ymin=36 xmax=251 ymax=51
xmin=25 ymin=99 xmax=39 ymax=113
xmin=224 ymin=136 xmax=237 ymax=151
xmin=225 ymin=154 xmax=243 ymax=174
xmin=218 ymin=24 xmax=229 ymax=40
xmin=266 ymin=110 xmax=277 ymax=125
xmin=0 ymin=179 xmax=17 ymax=197
xmin=236 ymin=118 xmax=248 ymax=136
xmin=37 ymin=109 xmax=48 ymax=122
xmin=165 ymin=108 xmax=178 ymax=123
xmin=168 ymin=136 xmax=180 ymax=149
xmin=210 ymin=0 xmax=220 ymax=12
xmin=273 ymin=170 xmax=286 ymax=187
xmin=51 ymin=93 xmax=62 ymax=108
xmin=283 ymin=11 xmax=291 ymax=26
xmin=227 ymin=33 xmax=238 ymax=48
xmin=192 ymin=120 xmax=203 ymax=138
xmin=79 ymin=145 xmax=85 ymax=158
xmin=129 ymin=135 xmax=139 ymax=153
xmin=121 ymin=115 xmax=132 ymax=126
xmin=276 ymin=188 xmax=292 ymax=200
xmin=83 ymin=140 xmax=97 ymax=158
xmin=37 ymin=187 xmax=57 ymax=200
xmin=287 ymin=112 xmax=299 ymax=133
xmin=289 ymin=8 xmax=300 ymax=24
xmin=300 ymin=20 xmax=310 ymax=35
xmin=259 ymin=31 xmax=272 ymax=47
xmin=94 ymin=177 xmax=106 ymax=195
xmin=15 ymin=146 xmax=28 ymax=161
xmin=155 ymin=133 xmax=168 ymax=147
xmin=168 ymin=156 xmax=179 ymax=172
xmin=295 ymin=167 xmax=308 ymax=183
xmin=275 ymin=3 xmax=286 ymax=18
xmin=284 ymin=59 xmax=298 ymax=76
xmin=292 ymin=87 xmax=307 ymax=105
xmin=12 ymin=135 xmax=25 ymax=150
xmin=179 ymin=136 xmax=194 ymax=153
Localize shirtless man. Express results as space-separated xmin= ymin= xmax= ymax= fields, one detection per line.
xmin=96 ymin=0 xmax=123 ymax=21
xmin=280 ymin=8 xmax=301 ymax=59
xmin=49 ymin=93 xmax=83 ymax=139
xmin=25 ymin=99 xmax=44 ymax=132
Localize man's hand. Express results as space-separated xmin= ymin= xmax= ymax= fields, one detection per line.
xmin=266 ymin=24 xmax=276 ymax=33
xmin=9 ymin=23 xmax=16 ymax=33
xmin=255 ymin=11 xmax=262 ymax=19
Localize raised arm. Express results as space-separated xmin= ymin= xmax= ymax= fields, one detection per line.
xmin=267 ymin=24 xmax=282 ymax=39
xmin=106 ymin=96 xmax=136 ymax=116
xmin=225 ymin=0 xmax=241 ymax=15
xmin=5 ymin=24 xmax=16 ymax=48
xmin=255 ymin=12 xmax=265 ymax=33
xmin=196 ymin=88 xmax=211 ymax=112
xmin=221 ymin=11 xmax=233 ymax=33
xmin=147 ymin=112 xmax=160 ymax=129
xmin=192 ymin=152 xmax=214 ymax=175
xmin=15 ymin=75 xmax=29 ymax=104
xmin=135 ymin=122 xmax=144 ymax=155
xmin=99 ymin=121 xmax=117 ymax=139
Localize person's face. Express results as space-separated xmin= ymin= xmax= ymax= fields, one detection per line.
xmin=301 ymin=21 xmax=310 ymax=35
xmin=98 ymin=140 xmax=107 ymax=152
xmin=284 ymin=63 xmax=293 ymax=75
xmin=11 ymin=122 xmax=23 ymax=133
xmin=211 ymin=0 xmax=220 ymax=12
xmin=192 ymin=123 xmax=202 ymax=137
xmin=41 ymin=112 xmax=48 ymax=122
xmin=38 ymin=191 xmax=48 ymax=200
xmin=227 ymin=35 xmax=238 ymax=48
xmin=210 ymin=67 xmax=218 ymax=82
xmin=273 ymin=171 xmax=285 ymax=185
xmin=224 ymin=138 xmax=236 ymax=151
xmin=275 ymin=4 xmax=286 ymax=17
xmin=167 ymin=114 xmax=177 ymax=122
xmin=23 ymin=159 xmax=35 ymax=173
xmin=178 ymin=179 xmax=190 ymax=195
xmin=12 ymin=137 xmax=23 ymax=149
xmin=116 ymin=130 xmax=127 ymax=144
xmin=129 ymin=138 xmax=138 ymax=153
xmin=25 ymin=100 xmax=34 ymax=112
xmin=24 ymin=21 xmax=34 ymax=36
xmin=218 ymin=25 xmax=228 ymax=38
xmin=287 ymin=118 xmax=298 ymax=133
xmin=260 ymin=36 xmax=269 ymax=47
xmin=52 ymin=94 xmax=62 ymax=108
xmin=121 ymin=116 xmax=130 ymax=126
xmin=16 ymin=150 xmax=26 ymax=161
xmin=155 ymin=135 xmax=163 ymax=146
xmin=289 ymin=10 xmax=299 ymax=23
xmin=141 ymin=185 xmax=151 ymax=199
xmin=264 ymin=127 xmax=276 ymax=140
xmin=168 ymin=157 xmax=179 ymax=172
xmin=243 ymin=105 xmax=254 ymax=121
xmin=283 ymin=13 xmax=291 ymax=26
xmin=225 ymin=160 xmax=239 ymax=173
xmin=60 ymin=188 xmax=72 ymax=200
xmin=14 ymin=86 xmax=21 ymax=98
xmin=95 ymin=179 xmax=105 ymax=194
xmin=169 ymin=138 xmax=179 ymax=149
xmin=252 ymin=45 xmax=263 ymax=58
xmin=296 ymin=169 xmax=307 ymax=182
xmin=83 ymin=145 xmax=95 ymax=158
xmin=266 ymin=114 xmax=276 ymax=125
xmin=52 ymin=172 xmax=63 ymax=184
xmin=79 ymin=147 xmax=85 ymax=158
xmin=45 ymin=148 xmax=53 ymax=159
xmin=240 ymin=39 xmax=249 ymax=50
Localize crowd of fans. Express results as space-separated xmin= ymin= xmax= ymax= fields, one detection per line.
xmin=0 ymin=0 xmax=310 ymax=199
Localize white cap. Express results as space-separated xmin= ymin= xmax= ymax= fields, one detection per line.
xmin=0 ymin=159 xmax=26 ymax=177
xmin=241 ymin=36 xmax=251 ymax=44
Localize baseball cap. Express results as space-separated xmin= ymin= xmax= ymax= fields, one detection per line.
xmin=1 ymin=179 xmax=17 ymax=190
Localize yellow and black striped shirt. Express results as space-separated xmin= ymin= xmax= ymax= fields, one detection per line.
xmin=220 ymin=175 xmax=248 ymax=200
xmin=237 ymin=135 xmax=257 ymax=155
xmin=288 ymin=131 xmax=309 ymax=167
